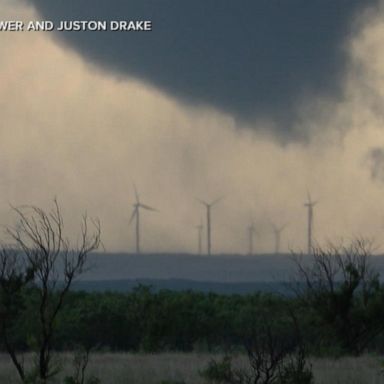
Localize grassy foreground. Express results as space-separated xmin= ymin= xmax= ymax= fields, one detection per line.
xmin=0 ymin=353 xmax=383 ymax=384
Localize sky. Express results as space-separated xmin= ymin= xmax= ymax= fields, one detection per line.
xmin=2 ymin=0 xmax=384 ymax=254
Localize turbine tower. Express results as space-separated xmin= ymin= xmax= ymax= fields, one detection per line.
xmin=197 ymin=197 xmax=223 ymax=256
xmin=304 ymin=192 xmax=317 ymax=255
xmin=195 ymin=221 xmax=203 ymax=255
xmin=247 ymin=222 xmax=256 ymax=256
xmin=129 ymin=185 xmax=157 ymax=254
xmin=272 ymin=223 xmax=287 ymax=254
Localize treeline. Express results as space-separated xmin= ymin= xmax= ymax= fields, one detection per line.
xmin=10 ymin=286 xmax=285 ymax=352
xmin=7 ymin=278 xmax=384 ymax=355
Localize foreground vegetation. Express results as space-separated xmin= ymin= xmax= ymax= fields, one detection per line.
xmin=0 ymin=353 xmax=383 ymax=384
xmin=4 ymin=247 xmax=384 ymax=383
xmin=2 ymin=200 xmax=384 ymax=383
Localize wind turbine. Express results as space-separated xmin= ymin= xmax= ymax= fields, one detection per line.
xmin=247 ymin=222 xmax=256 ymax=256
xmin=304 ymin=192 xmax=317 ymax=255
xmin=271 ymin=223 xmax=287 ymax=254
xmin=197 ymin=197 xmax=223 ymax=256
xmin=195 ymin=220 xmax=203 ymax=255
xmin=129 ymin=185 xmax=157 ymax=254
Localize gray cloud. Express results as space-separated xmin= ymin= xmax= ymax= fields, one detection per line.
xmin=367 ymin=148 xmax=384 ymax=181
xmin=3 ymin=1 xmax=384 ymax=254
xmin=27 ymin=0 xmax=377 ymax=140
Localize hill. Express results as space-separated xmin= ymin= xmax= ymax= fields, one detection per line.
xmin=74 ymin=252 xmax=384 ymax=293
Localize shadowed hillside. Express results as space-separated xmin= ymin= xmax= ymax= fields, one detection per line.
xmin=80 ymin=252 xmax=384 ymax=283
xmin=82 ymin=253 xmax=297 ymax=282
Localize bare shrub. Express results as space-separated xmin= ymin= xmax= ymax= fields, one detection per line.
xmin=200 ymin=308 xmax=313 ymax=384
xmin=0 ymin=199 xmax=100 ymax=383
xmin=292 ymin=238 xmax=384 ymax=354
xmin=64 ymin=347 xmax=100 ymax=384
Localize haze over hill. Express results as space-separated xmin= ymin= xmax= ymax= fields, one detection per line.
xmin=80 ymin=252 xmax=384 ymax=282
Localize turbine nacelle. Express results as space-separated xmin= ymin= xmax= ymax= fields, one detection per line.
xmin=196 ymin=196 xmax=224 ymax=255
xmin=136 ymin=203 xmax=157 ymax=211
xmin=131 ymin=183 xmax=158 ymax=216
xmin=304 ymin=191 xmax=318 ymax=207
xmin=304 ymin=190 xmax=317 ymax=255
xmin=196 ymin=196 xmax=224 ymax=208
xmin=129 ymin=184 xmax=157 ymax=253
xmin=271 ymin=222 xmax=287 ymax=234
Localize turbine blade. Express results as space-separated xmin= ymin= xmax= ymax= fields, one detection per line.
xmin=196 ymin=198 xmax=208 ymax=206
xmin=128 ymin=208 xmax=137 ymax=225
xmin=306 ymin=189 xmax=313 ymax=205
xmin=133 ymin=183 xmax=139 ymax=203
xmin=139 ymin=203 xmax=157 ymax=212
xmin=211 ymin=196 xmax=224 ymax=206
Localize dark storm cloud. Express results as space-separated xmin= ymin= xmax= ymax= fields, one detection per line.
xmin=28 ymin=0 xmax=376 ymax=139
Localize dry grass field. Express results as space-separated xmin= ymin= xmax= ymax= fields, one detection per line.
xmin=0 ymin=352 xmax=383 ymax=384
